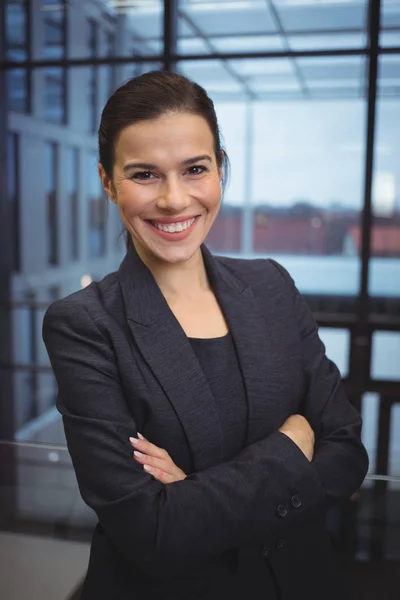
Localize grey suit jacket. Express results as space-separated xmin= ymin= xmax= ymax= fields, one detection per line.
xmin=42 ymin=244 xmax=368 ymax=600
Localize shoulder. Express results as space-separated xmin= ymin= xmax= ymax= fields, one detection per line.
xmin=215 ymin=255 xmax=295 ymax=292
xmin=43 ymin=270 xmax=120 ymax=328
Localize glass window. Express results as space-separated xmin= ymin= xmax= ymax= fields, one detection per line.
xmin=46 ymin=142 xmax=58 ymax=266
xmin=42 ymin=0 xmax=66 ymax=123
xmin=181 ymin=57 xmax=366 ymax=294
xmin=369 ymin=55 xmax=400 ymax=298
xmin=70 ymin=1 xmax=163 ymax=58
xmin=361 ymin=392 xmax=380 ymax=476
xmin=7 ymin=132 xmax=20 ymax=271
xmin=67 ymin=148 xmax=79 ymax=261
xmin=273 ymin=0 xmax=368 ymax=33
xmin=44 ymin=67 xmax=66 ymax=124
xmin=381 ymin=0 xmax=400 ymax=48
xmin=371 ymin=332 xmax=400 ymax=381
xmin=87 ymin=152 xmax=106 ymax=258
xmin=5 ymin=0 xmax=27 ymax=51
xmin=318 ymin=328 xmax=350 ymax=377
xmin=5 ymin=1 xmax=29 ymax=113
xmin=178 ymin=0 xmax=367 ymax=55
xmin=7 ymin=70 xmax=29 ymax=113
xmin=87 ymin=19 xmax=98 ymax=133
xmin=103 ymin=32 xmax=117 ymax=103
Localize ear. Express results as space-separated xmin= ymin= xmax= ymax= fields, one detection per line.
xmin=218 ymin=150 xmax=225 ymax=183
xmin=98 ymin=162 xmax=116 ymax=204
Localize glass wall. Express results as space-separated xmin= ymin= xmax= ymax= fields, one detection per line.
xmin=0 ymin=1 xmax=399 ymax=502
xmin=1 ymin=4 xmax=400 ymax=590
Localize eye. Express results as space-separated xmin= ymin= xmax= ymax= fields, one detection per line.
xmin=131 ymin=171 xmax=157 ymax=181
xmin=185 ymin=165 xmax=207 ymax=176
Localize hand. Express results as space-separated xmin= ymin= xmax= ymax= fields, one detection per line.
xmin=129 ymin=433 xmax=187 ymax=484
xmin=279 ymin=414 xmax=315 ymax=462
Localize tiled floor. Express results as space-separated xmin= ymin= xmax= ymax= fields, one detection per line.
xmin=0 ymin=532 xmax=89 ymax=600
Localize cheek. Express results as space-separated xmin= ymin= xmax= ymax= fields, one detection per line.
xmin=198 ymin=177 xmax=222 ymax=210
xmin=116 ymin=182 xmax=152 ymax=217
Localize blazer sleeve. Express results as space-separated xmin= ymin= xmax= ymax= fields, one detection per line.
xmin=43 ymin=297 xmax=326 ymax=579
xmin=269 ymin=260 xmax=369 ymax=503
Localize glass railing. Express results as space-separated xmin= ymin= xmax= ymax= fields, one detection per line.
xmin=1 ymin=440 xmax=399 ymax=599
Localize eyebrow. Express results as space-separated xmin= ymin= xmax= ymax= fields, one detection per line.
xmin=122 ymin=155 xmax=212 ymax=173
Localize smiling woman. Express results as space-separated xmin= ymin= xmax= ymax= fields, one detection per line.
xmin=42 ymin=71 xmax=368 ymax=600
xmin=98 ymin=110 xmax=223 ymax=266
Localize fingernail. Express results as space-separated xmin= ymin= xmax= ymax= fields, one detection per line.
xmin=143 ymin=464 xmax=153 ymax=473
xmin=129 ymin=437 xmax=139 ymax=445
xmin=137 ymin=432 xmax=145 ymax=440
xmin=133 ymin=451 xmax=143 ymax=458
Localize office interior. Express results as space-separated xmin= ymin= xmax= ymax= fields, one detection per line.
xmin=0 ymin=1 xmax=399 ymax=598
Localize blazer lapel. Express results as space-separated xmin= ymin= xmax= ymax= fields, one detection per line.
xmin=118 ymin=245 xmax=224 ymax=472
xmin=202 ymin=247 xmax=282 ymax=446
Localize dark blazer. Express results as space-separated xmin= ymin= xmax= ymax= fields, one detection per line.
xmin=42 ymin=244 xmax=369 ymax=600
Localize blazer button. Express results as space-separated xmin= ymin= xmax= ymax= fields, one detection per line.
xmin=291 ymin=494 xmax=302 ymax=509
xmin=276 ymin=504 xmax=288 ymax=518
xmin=261 ymin=547 xmax=269 ymax=558
xmin=276 ymin=538 xmax=286 ymax=550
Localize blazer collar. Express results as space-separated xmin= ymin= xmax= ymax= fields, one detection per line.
xmin=118 ymin=242 xmax=245 ymax=327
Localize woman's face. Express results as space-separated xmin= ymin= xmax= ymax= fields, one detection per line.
xmin=99 ymin=112 xmax=222 ymax=267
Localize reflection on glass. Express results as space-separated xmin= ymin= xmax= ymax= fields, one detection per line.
xmin=370 ymin=55 xmax=400 ymax=297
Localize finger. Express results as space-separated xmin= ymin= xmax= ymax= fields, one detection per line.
xmin=133 ymin=451 xmax=175 ymax=475
xmin=129 ymin=436 xmax=168 ymax=460
xmin=143 ymin=465 xmax=176 ymax=484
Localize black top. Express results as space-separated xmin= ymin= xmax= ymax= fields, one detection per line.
xmin=188 ymin=333 xmax=247 ymax=460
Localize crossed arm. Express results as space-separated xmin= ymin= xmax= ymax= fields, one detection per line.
xmin=129 ymin=414 xmax=315 ymax=485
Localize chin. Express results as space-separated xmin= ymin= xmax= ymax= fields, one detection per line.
xmin=152 ymin=243 xmax=201 ymax=265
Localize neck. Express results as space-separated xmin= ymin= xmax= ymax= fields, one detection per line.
xmin=136 ymin=245 xmax=210 ymax=300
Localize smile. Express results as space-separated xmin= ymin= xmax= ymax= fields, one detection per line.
xmin=150 ymin=218 xmax=196 ymax=233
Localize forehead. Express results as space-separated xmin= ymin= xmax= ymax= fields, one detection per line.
xmin=114 ymin=113 xmax=215 ymax=165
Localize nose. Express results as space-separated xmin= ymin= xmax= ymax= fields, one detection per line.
xmin=156 ymin=175 xmax=190 ymax=213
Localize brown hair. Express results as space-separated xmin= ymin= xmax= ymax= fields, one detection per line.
xmin=98 ymin=70 xmax=229 ymax=249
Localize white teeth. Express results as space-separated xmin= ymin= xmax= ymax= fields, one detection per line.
xmin=152 ymin=218 xmax=195 ymax=233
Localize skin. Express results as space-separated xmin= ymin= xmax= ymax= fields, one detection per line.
xmin=98 ymin=112 xmax=223 ymax=291
xmin=99 ymin=111 xmax=315 ymax=484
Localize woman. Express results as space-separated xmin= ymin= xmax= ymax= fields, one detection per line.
xmin=43 ymin=71 xmax=368 ymax=600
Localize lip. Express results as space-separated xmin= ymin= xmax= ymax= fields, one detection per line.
xmin=146 ymin=216 xmax=199 ymax=225
xmin=144 ymin=216 xmax=199 ymax=241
